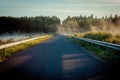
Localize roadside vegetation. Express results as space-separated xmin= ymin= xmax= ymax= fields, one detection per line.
xmin=68 ymin=32 xmax=120 ymax=63
xmin=73 ymin=32 xmax=120 ymax=44
xmin=0 ymin=35 xmax=52 ymax=62
xmin=84 ymin=32 xmax=120 ymax=44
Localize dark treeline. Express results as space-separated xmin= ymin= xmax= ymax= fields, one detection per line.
xmin=1 ymin=14 xmax=120 ymax=34
xmin=61 ymin=14 xmax=120 ymax=34
xmin=0 ymin=16 xmax=60 ymax=33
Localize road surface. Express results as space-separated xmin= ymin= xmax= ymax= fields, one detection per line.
xmin=0 ymin=35 xmax=114 ymax=80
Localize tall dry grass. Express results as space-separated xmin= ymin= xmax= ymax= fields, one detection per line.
xmin=75 ymin=32 xmax=120 ymax=44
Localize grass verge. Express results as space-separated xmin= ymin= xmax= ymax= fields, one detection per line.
xmin=0 ymin=35 xmax=53 ymax=62
xmin=68 ymin=36 xmax=120 ymax=63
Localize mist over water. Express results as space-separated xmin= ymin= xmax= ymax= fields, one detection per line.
xmin=0 ymin=32 xmax=43 ymax=41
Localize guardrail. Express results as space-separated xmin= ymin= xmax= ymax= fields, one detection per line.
xmin=0 ymin=35 xmax=48 ymax=50
xmin=72 ymin=36 xmax=120 ymax=54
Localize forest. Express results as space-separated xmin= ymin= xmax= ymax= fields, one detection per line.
xmin=0 ymin=16 xmax=60 ymax=33
xmin=0 ymin=14 xmax=120 ymax=34
xmin=61 ymin=14 xmax=120 ymax=35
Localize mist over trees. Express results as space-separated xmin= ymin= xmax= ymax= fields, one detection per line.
xmin=0 ymin=14 xmax=120 ymax=34
xmin=61 ymin=14 xmax=120 ymax=34
xmin=0 ymin=16 xmax=60 ymax=33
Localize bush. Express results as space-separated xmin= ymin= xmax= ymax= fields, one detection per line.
xmin=74 ymin=33 xmax=83 ymax=38
xmin=84 ymin=32 xmax=112 ymax=41
xmin=83 ymin=31 xmax=120 ymax=44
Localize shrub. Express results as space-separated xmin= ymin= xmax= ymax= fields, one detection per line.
xmin=83 ymin=31 xmax=120 ymax=44
xmin=84 ymin=32 xmax=112 ymax=41
xmin=74 ymin=33 xmax=83 ymax=38
xmin=105 ymin=37 xmax=120 ymax=44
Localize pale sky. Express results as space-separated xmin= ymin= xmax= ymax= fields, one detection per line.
xmin=0 ymin=0 xmax=120 ymax=21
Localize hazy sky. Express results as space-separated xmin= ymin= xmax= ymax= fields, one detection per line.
xmin=0 ymin=0 xmax=120 ymax=20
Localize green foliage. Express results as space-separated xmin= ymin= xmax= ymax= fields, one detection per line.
xmin=84 ymin=32 xmax=112 ymax=41
xmin=5 ymin=44 xmax=28 ymax=57
xmin=0 ymin=16 xmax=60 ymax=33
xmin=62 ymin=14 xmax=120 ymax=33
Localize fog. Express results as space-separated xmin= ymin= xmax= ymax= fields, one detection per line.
xmin=57 ymin=15 xmax=120 ymax=35
xmin=0 ymin=32 xmax=44 ymax=41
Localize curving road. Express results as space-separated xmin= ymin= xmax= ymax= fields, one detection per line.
xmin=0 ymin=35 xmax=111 ymax=80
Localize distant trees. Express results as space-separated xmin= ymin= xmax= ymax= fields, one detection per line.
xmin=62 ymin=14 xmax=120 ymax=33
xmin=1 ymin=14 xmax=120 ymax=34
xmin=0 ymin=16 xmax=60 ymax=33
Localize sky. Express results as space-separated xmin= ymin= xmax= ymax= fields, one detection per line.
xmin=0 ymin=0 xmax=120 ymax=21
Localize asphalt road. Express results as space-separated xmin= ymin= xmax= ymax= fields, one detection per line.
xmin=0 ymin=35 xmax=116 ymax=80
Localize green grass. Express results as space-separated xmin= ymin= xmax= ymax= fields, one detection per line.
xmin=0 ymin=35 xmax=52 ymax=62
xmin=69 ymin=37 xmax=120 ymax=63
